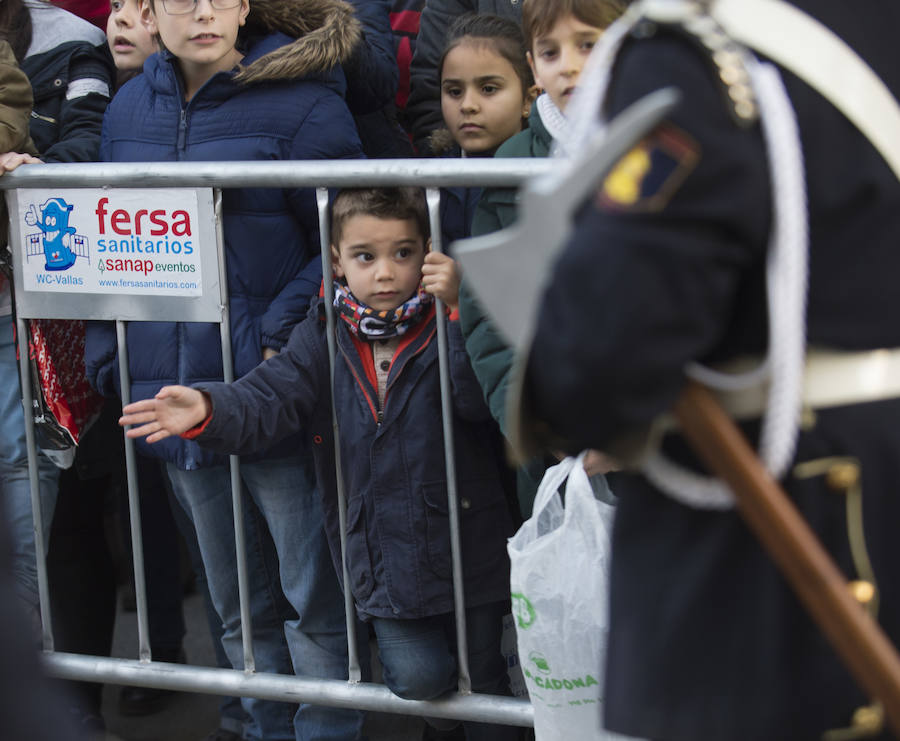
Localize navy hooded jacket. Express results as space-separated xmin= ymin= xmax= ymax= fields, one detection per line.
xmin=192 ymin=300 xmax=515 ymax=619
xmin=85 ymin=29 xmax=363 ymax=469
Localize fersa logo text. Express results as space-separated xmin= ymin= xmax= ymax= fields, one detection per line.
xmin=94 ymin=197 xmax=194 ymax=255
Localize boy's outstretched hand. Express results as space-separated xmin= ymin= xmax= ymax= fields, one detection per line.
xmin=119 ymin=385 xmax=211 ymax=443
xmin=422 ymin=252 xmax=460 ymax=313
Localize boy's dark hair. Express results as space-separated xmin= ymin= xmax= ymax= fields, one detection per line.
xmin=522 ymin=0 xmax=625 ymax=50
xmin=331 ymin=188 xmax=430 ymax=248
xmin=438 ymin=13 xmax=534 ymax=95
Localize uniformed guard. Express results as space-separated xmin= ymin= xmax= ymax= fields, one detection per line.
xmin=486 ymin=0 xmax=900 ymax=739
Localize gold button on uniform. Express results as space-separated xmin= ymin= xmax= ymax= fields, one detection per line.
xmin=849 ymin=580 xmax=876 ymax=605
xmin=826 ymin=462 xmax=860 ymax=491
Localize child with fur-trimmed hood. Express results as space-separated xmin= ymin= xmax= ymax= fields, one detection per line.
xmin=87 ymin=0 xmax=367 ymax=737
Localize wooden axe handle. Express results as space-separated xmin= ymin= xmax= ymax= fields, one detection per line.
xmin=673 ymin=381 xmax=900 ymax=735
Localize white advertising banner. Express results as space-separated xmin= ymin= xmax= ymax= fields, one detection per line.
xmin=15 ymin=188 xmax=203 ymax=298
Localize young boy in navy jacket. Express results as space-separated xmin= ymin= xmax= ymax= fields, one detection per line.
xmin=122 ymin=187 xmax=519 ymax=741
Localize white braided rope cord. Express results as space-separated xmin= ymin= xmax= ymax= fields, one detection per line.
xmin=642 ymin=60 xmax=809 ymax=510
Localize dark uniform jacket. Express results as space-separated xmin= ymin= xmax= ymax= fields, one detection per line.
xmin=523 ymin=2 xmax=900 ymax=740
xmin=193 ymin=299 xmax=515 ymax=620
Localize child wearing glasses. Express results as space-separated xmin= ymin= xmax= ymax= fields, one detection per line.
xmin=86 ymin=0 xmax=366 ymax=738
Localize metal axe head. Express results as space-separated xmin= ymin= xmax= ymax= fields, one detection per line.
xmin=453 ymin=87 xmax=681 ymax=351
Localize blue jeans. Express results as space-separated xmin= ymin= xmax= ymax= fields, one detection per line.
xmin=0 ymin=319 xmax=59 ymax=615
xmin=167 ymin=456 xmax=362 ymax=741
xmin=372 ymin=600 xmax=519 ymax=741
xmin=170 ymin=485 xmax=247 ymax=734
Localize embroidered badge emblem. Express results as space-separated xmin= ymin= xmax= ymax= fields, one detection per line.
xmin=597 ymin=123 xmax=700 ymax=213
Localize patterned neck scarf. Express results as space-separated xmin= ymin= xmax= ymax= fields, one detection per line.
xmin=333 ymin=282 xmax=433 ymax=340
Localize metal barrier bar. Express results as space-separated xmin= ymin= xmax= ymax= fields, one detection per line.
xmin=0 ymin=159 xmax=552 ymax=190
xmin=425 ymin=187 xmax=472 ymax=694
xmin=16 ymin=316 xmax=53 ymax=651
xmin=213 ymin=188 xmax=257 ymax=674
xmin=116 ymin=319 xmax=151 ymax=662
xmin=45 ymin=652 xmax=533 ymax=726
xmin=6 ymin=161 xmax=544 ymax=727
xmin=316 ymin=186 xmax=362 ymax=683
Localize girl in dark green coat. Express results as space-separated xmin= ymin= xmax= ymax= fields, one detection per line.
xmin=459 ymin=0 xmax=624 ymax=515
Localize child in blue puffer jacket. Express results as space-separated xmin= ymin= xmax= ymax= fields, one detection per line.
xmin=121 ymin=187 xmax=520 ymax=741
xmin=85 ymin=0 xmax=368 ymax=738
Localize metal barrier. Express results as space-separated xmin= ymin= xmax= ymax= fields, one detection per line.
xmin=1 ymin=159 xmax=553 ymax=729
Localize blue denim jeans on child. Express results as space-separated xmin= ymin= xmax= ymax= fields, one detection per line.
xmin=0 ymin=319 xmax=59 ymax=626
xmin=371 ymin=599 xmax=519 ymax=741
xmin=167 ymin=455 xmax=362 ymax=741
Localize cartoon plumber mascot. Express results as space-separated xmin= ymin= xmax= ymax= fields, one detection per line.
xmin=25 ymin=198 xmax=77 ymax=271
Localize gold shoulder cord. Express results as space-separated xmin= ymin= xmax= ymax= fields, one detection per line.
xmin=680 ymin=10 xmax=758 ymax=124
xmin=792 ymin=457 xmax=885 ymax=739
xmin=637 ymin=0 xmax=759 ymax=125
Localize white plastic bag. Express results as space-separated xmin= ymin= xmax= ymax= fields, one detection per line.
xmin=508 ymin=452 xmax=626 ymax=740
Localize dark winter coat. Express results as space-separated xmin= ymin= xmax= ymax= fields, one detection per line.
xmin=470 ymin=99 xmax=551 ymax=237
xmin=193 ymin=300 xmax=515 ymax=620
xmin=343 ymin=0 xmax=397 ymax=115
xmin=242 ymin=0 xmax=401 ymax=155
xmin=244 ymin=0 xmax=397 ymax=116
xmin=346 ymin=0 xmax=423 ymax=158
xmin=22 ymin=0 xmax=114 ymax=162
xmin=85 ymin=21 xmax=363 ymax=470
xmin=345 ymin=0 xmax=414 ymax=157
xmin=441 ymin=183 xmax=481 ymax=252
xmin=427 ymin=143 xmax=482 ymax=251
xmin=389 ymin=0 xmax=423 ymax=111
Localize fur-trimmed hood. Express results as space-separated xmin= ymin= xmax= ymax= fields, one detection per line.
xmin=234 ymin=0 xmax=361 ymax=84
xmin=428 ymin=128 xmax=457 ymax=157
